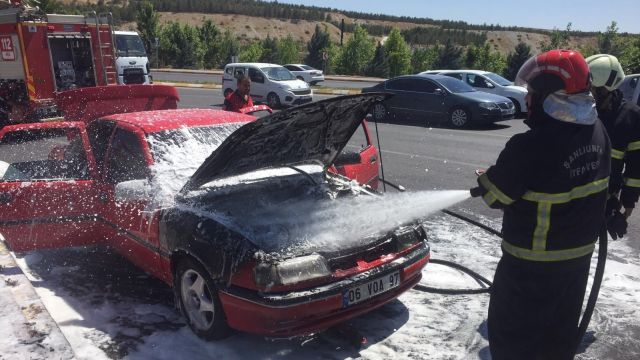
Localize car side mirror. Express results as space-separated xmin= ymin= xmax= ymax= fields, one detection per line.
xmin=486 ymin=82 xmax=495 ymax=88
xmin=115 ymin=179 xmax=151 ymax=202
xmin=334 ymin=151 xmax=362 ymax=166
xmin=435 ymin=88 xmax=445 ymax=96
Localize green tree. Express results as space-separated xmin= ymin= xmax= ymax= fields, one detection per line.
xmin=504 ymin=42 xmax=532 ymax=81
xmin=136 ymin=0 xmax=159 ymax=55
xmin=540 ymin=22 xmax=572 ymax=52
xmin=305 ymin=25 xmax=331 ymax=70
xmin=435 ymin=39 xmax=462 ymax=69
xmin=338 ymin=25 xmax=375 ymax=75
xmin=384 ymin=28 xmax=411 ymax=77
xmin=365 ymin=42 xmax=390 ymax=77
xmin=598 ymin=21 xmax=621 ymax=57
xmin=619 ymin=36 xmax=640 ymax=74
xmin=323 ymin=42 xmax=342 ymax=75
xmin=464 ymin=45 xmax=479 ymax=69
xmin=218 ymin=29 xmax=239 ymax=67
xmin=277 ymin=35 xmax=300 ymax=64
xmin=158 ymin=22 xmax=183 ymax=67
xmin=411 ymin=46 xmax=439 ymax=73
xmin=239 ymin=42 xmax=264 ymax=62
xmin=259 ymin=35 xmax=279 ymax=63
xmin=38 ymin=0 xmax=61 ymax=13
xmin=199 ymin=19 xmax=221 ymax=69
xmin=470 ymin=43 xmax=506 ymax=74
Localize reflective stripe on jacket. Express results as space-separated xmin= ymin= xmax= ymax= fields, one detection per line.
xmin=477 ymin=115 xmax=611 ymax=262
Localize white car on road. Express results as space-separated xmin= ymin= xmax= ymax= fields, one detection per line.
xmin=283 ymin=64 xmax=325 ymax=85
xmin=222 ymin=63 xmax=312 ymax=108
xmin=425 ymin=70 xmax=528 ymax=114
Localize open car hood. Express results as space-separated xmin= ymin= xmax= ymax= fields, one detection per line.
xmin=182 ymin=93 xmax=388 ymax=192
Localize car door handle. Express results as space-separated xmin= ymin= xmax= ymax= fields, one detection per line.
xmin=0 ymin=193 xmax=11 ymax=204
xmin=369 ymin=156 xmax=377 ymax=163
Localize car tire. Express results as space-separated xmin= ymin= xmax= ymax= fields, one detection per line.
xmin=267 ymin=92 xmax=281 ymax=109
xmin=372 ymin=102 xmax=388 ymax=121
xmin=449 ymin=107 xmax=470 ymax=128
xmin=508 ymin=98 xmax=521 ymax=115
xmin=310 ymin=81 xmax=318 ymax=86
xmin=223 ymin=88 xmax=233 ymax=98
xmin=175 ymin=257 xmax=230 ymax=341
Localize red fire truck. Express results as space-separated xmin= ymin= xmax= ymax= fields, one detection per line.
xmin=0 ymin=0 xmax=127 ymax=123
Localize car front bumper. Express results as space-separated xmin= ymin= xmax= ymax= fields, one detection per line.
xmin=219 ymin=242 xmax=430 ymax=337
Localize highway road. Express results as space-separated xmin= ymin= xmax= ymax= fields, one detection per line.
xmin=152 ymin=70 xmax=378 ymax=89
xmin=176 ymin=86 xmax=640 ymax=249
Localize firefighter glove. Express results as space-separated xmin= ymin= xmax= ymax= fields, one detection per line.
xmin=607 ymin=211 xmax=628 ymax=240
xmin=470 ymin=186 xmax=483 ymax=198
xmin=606 ymin=196 xmax=622 ymax=218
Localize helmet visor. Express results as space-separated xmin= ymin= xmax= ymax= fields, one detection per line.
xmin=514 ymin=56 xmax=540 ymax=89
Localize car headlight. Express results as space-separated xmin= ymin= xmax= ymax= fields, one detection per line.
xmin=254 ymin=254 xmax=331 ymax=286
xmin=479 ymin=102 xmax=499 ymax=110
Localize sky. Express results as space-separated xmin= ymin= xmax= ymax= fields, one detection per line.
xmin=267 ymin=0 xmax=640 ymax=33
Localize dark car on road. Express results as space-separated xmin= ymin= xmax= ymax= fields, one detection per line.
xmin=362 ymin=74 xmax=515 ymax=127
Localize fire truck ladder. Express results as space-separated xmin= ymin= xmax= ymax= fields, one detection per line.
xmin=86 ymin=11 xmax=116 ymax=85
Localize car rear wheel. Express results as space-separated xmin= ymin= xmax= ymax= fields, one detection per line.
xmin=175 ymin=258 xmax=230 ymax=340
xmin=267 ymin=92 xmax=281 ymax=109
xmin=449 ymin=107 xmax=470 ymax=128
xmin=372 ymin=102 xmax=388 ymax=121
xmin=223 ymin=88 xmax=233 ymax=98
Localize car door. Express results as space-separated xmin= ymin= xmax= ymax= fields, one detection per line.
xmin=384 ymin=78 xmax=419 ymax=114
xmin=248 ymin=67 xmax=268 ymax=102
xmin=412 ymin=79 xmax=447 ymax=120
xmin=99 ymin=124 xmax=162 ymax=276
xmin=0 ymin=123 xmax=103 ymax=252
xmin=332 ymin=121 xmax=379 ymax=189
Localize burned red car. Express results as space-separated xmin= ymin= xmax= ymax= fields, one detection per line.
xmin=0 ymin=94 xmax=430 ymax=339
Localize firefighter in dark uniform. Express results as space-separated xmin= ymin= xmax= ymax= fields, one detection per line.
xmin=471 ymin=49 xmax=611 ymax=360
xmin=587 ymin=54 xmax=640 ymax=239
xmin=223 ymin=75 xmax=253 ymax=112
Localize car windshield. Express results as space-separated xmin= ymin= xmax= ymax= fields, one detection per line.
xmin=115 ymin=34 xmax=147 ymax=57
xmin=301 ymin=65 xmax=315 ymax=71
xmin=262 ymin=66 xmax=296 ymax=81
xmin=436 ymin=77 xmax=476 ymax=93
xmin=484 ymin=72 xmax=513 ymax=86
xmin=146 ymin=122 xmax=246 ymax=207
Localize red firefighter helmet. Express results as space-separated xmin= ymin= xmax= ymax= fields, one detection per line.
xmin=515 ymin=49 xmax=591 ymax=94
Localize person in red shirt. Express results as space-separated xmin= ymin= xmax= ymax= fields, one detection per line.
xmin=223 ymin=75 xmax=253 ymax=112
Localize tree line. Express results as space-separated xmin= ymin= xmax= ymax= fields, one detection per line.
xmin=38 ymin=1 xmax=640 ymax=80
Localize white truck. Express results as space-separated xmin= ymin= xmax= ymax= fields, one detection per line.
xmin=114 ymin=30 xmax=151 ymax=85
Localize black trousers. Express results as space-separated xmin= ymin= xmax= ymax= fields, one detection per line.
xmin=488 ymin=252 xmax=592 ymax=360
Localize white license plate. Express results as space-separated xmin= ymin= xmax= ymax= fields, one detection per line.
xmin=343 ymin=271 xmax=400 ymax=307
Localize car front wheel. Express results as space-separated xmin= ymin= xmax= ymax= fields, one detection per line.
xmin=449 ymin=107 xmax=470 ymax=128
xmin=175 ymin=257 xmax=230 ymax=340
xmin=372 ymin=102 xmax=388 ymax=121
xmin=267 ymin=92 xmax=281 ymax=109
xmin=508 ymin=98 xmax=521 ymax=114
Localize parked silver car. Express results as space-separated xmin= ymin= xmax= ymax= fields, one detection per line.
xmin=283 ymin=64 xmax=325 ymax=85
xmin=619 ymin=74 xmax=640 ymax=106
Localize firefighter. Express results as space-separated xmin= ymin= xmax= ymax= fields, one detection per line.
xmin=587 ymin=54 xmax=640 ymax=240
xmin=223 ymin=75 xmax=253 ymax=112
xmin=470 ymin=49 xmax=611 ymax=360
